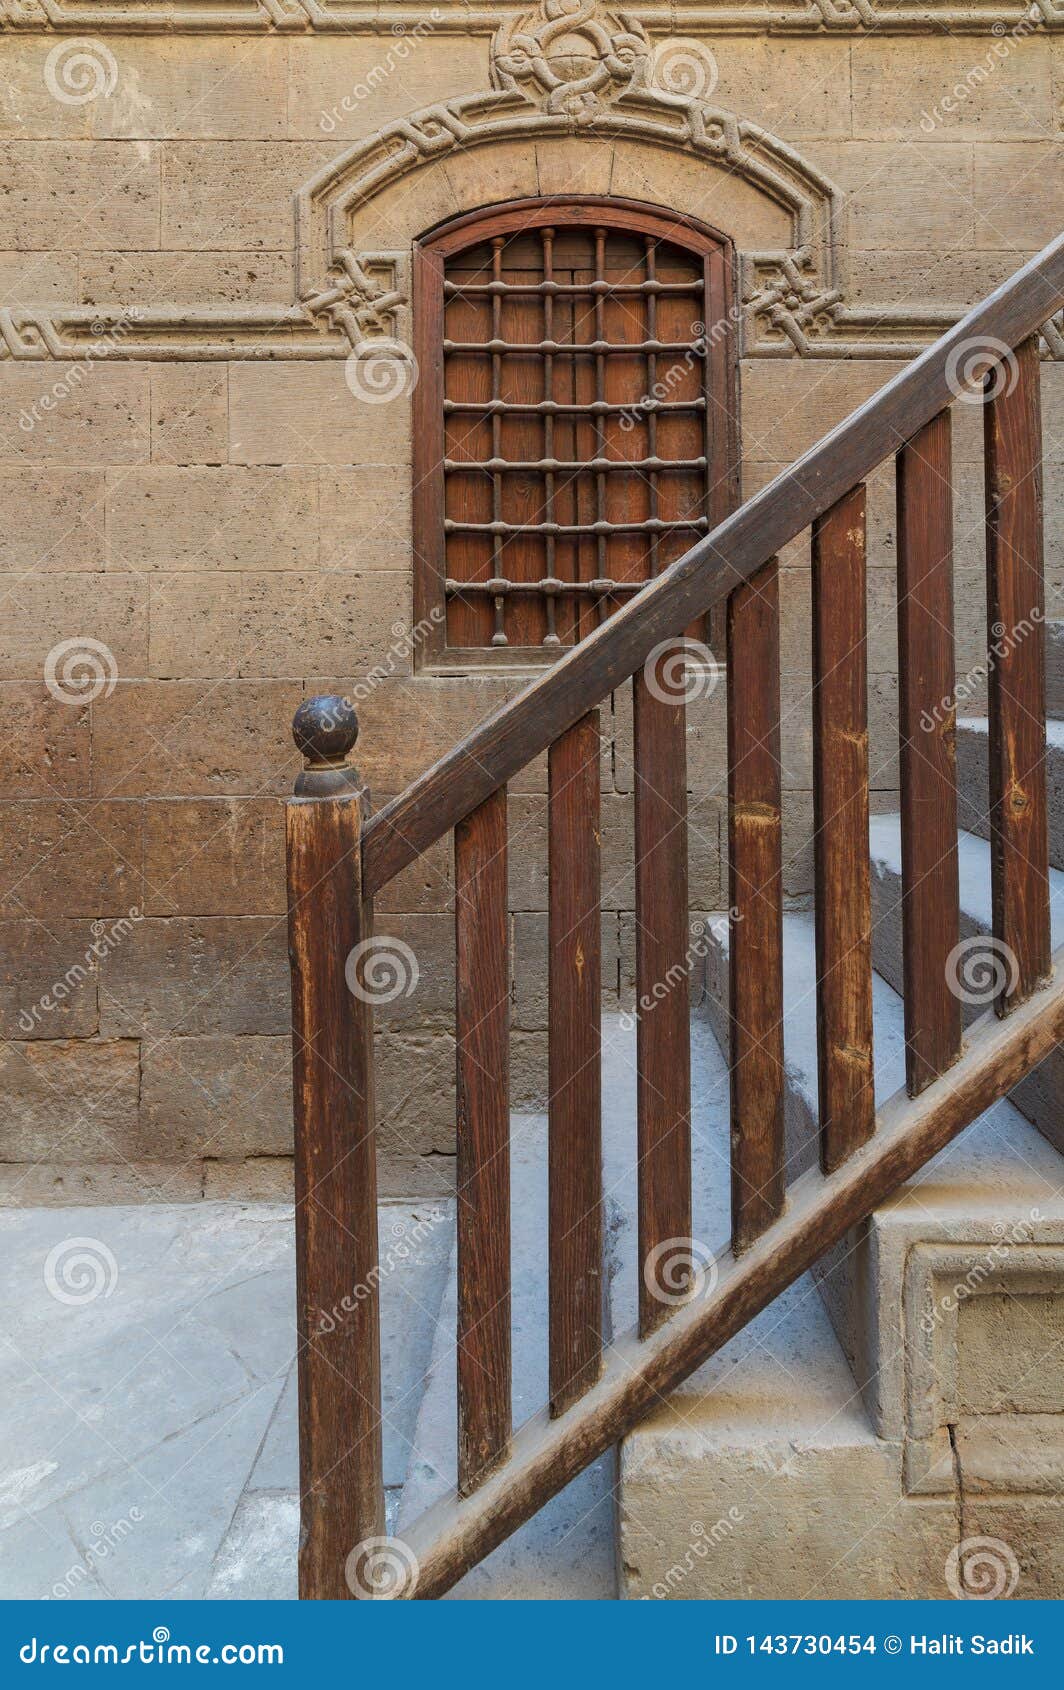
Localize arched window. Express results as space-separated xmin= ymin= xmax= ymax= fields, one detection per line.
xmin=412 ymin=195 xmax=739 ymax=669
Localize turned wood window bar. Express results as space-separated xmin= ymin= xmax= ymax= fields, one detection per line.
xmin=286 ymin=231 xmax=1064 ymax=1600
xmin=412 ymin=198 xmax=737 ymax=666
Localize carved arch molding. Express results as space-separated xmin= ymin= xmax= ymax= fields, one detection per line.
xmin=2 ymin=0 xmax=1062 ymax=366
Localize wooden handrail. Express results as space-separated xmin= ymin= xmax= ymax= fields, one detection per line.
xmin=362 ymin=230 xmax=1064 ymax=900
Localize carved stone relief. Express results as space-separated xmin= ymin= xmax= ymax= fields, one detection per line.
xmin=0 ymin=0 xmax=1060 ymax=365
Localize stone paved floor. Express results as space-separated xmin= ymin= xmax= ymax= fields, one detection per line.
xmin=0 ymin=1200 xmax=452 ymax=1600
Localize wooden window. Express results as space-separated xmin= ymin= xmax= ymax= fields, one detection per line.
xmin=412 ymin=196 xmax=739 ymax=669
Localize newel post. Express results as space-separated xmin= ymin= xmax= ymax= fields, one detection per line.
xmin=286 ymin=695 xmax=384 ymax=1599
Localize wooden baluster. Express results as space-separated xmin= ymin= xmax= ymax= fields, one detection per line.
xmin=286 ymin=697 xmax=385 ymax=1600
xmin=727 ymin=559 xmax=785 ymax=1249
xmin=633 ymin=652 xmax=692 ymax=1335
xmin=984 ymin=335 xmax=1051 ymax=1013
xmin=548 ymin=712 xmax=603 ymax=1413
xmin=896 ymin=411 xmax=962 ymax=1095
xmin=812 ymin=486 xmax=876 ymax=1172
xmin=455 ymin=786 xmax=511 ymax=1493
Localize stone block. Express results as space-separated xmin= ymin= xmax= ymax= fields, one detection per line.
xmin=326 ymin=675 xmax=545 ymax=795
xmin=0 ymin=800 xmax=143 ymax=918
xmin=98 ymin=914 xmax=289 ymax=1038
xmin=348 ymin=165 xmax=461 ymax=252
xmin=619 ymin=1281 xmax=956 ymax=1600
xmin=142 ymin=797 xmax=285 ymax=916
xmin=0 ymin=469 xmax=106 ymax=572
xmin=852 ymin=37 xmax=1053 ymax=139
xmin=741 ymin=359 xmax=906 ymax=464
xmin=0 ymin=574 xmax=148 ymax=682
xmin=148 ymin=365 xmax=228 ymax=466
xmin=535 ymin=138 xmax=614 ymax=199
xmin=228 ymin=362 xmax=412 ymax=466
xmin=0 ymin=251 xmax=78 ymax=303
xmin=805 ymin=140 xmax=975 ymax=251
xmin=139 ymin=1034 xmax=292 ymax=1159
xmin=0 ymin=363 xmax=149 ymax=464
xmin=364 ymin=912 xmax=454 ymax=1032
xmin=444 ymin=140 xmax=542 ymax=219
xmin=710 ymin=37 xmax=853 ymax=138
xmin=0 ymin=918 xmax=100 ymax=1039
xmin=83 ymin=251 xmax=293 ymax=311
xmin=107 ymin=468 xmax=318 ymax=571
xmin=367 ymin=807 xmax=454 ymax=915
xmin=89 ymin=38 xmax=288 ymax=140
xmin=608 ymin=140 xmax=793 ymax=249
xmin=974 ymin=144 xmax=1064 ymax=250
xmin=202 ymin=1157 xmax=294 ymax=1201
xmin=0 ymin=142 xmax=159 ymax=249
xmin=0 ymin=1160 xmax=203 ymax=1206
xmin=0 ymin=685 xmax=90 ymax=797
xmin=161 ymin=142 xmax=333 ymax=249
xmin=320 ymin=469 xmax=411 ymax=571
xmin=1 ymin=1038 xmax=140 ymax=1160
xmin=287 ymin=36 xmax=487 ymax=140
xmin=147 ymin=572 xmax=408 ymax=678
xmin=376 ymin=1030 xmax=456 ymax=1159
xmin=847 ymin=248 xmax=1035 ymax=311
xmin=91 ymin=679 xmax=302 ymax=799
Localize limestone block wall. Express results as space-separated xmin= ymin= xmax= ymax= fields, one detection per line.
xmin=0 ymin=7 xmax=1060 ymax=1202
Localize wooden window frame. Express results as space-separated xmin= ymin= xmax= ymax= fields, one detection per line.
xmin=412 ymin=194 xmax=740 ymax=673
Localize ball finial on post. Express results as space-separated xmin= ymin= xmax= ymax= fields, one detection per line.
xmin=292 ymin=695 xmax=361 ymax=797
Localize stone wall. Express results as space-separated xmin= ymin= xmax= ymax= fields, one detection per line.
xmin=0 ymin=6 xmax=1061 ymax=1202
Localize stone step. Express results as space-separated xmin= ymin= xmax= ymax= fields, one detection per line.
xmin=700 ymin=909 xmax=1064 ymax=1481
xmin=955 ymin=714 xmax=1064 ymax=872
xmin=397 ymin=1011 xmax=731 ymax=1598
xmin=869 ymin=812 xmax=1064 ymax=1154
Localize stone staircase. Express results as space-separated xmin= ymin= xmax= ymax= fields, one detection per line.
xmin=374 ymin=622 xmax=1064 ymax=1600
xmin=619 ymin=622 xmax=1064 ymax=1602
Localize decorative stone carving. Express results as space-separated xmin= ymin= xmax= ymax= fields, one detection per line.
xmin=0 ymin=1 xmax=1059 ymax=365
xmin=2 ymin=0 xmax=1062 ymax=32
xmin=491 ymin=0 xmax=650 ymax=118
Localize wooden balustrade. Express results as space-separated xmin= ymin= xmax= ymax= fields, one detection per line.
xmin=286 ymin=230 xmax=1064 ymax=1601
